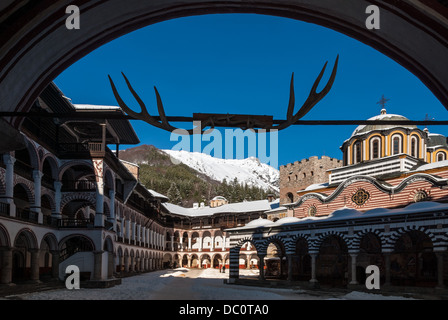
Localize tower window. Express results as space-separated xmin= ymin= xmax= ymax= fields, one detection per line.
xmin=437 ymin=152 xmax=446 ymax=162
xmin=410 ymin=136 xmax=419 ymax=158
xmin=370 ymin=137 xmax=380 ymax=159
xmin=354 ymin=141 xmax=362 ymax=164
xmin=392 ymin=135 xmax=402 ymax=155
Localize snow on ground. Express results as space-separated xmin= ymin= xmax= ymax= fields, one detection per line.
xmin=12 ymin=268 xmax=416 ymax=300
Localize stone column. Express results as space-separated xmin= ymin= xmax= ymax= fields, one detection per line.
xmin=130 ymin=256 xmax=135 ymax=272
xmin=198 ymin=237 xmax=203 ymax=251
xmin=126 ymin=219 xmax=131 ymax=244
xmin=436 ymin=252 xmax=445 ymax=289
xmin=258 ymin=254 xmax=265 ymax=281
xmin=30 ymin=249 xmax=41 ymax=283
xmin=188 ymin=237 xmax=192 ymax=251
xmin=222 ymin=236 xmax=226 ymax=251
xmin=171 ymin=235 xmax=174 ymax=251
xmin=287 ymin=254 xmax=293 ymax=282
xmin=108 ymin=190 xmax=115 ymax=227
xmin=0 ymin=248 xmax=13 ymax=284
xmin=349 ymin=252 xmax=359 ymax=285
xmin=124 ymin=255 xmax=129 ymax=272
xmin=53 ymin=181 xmax=62 ymax=219
xmin=3 ymin=155 xmax=16 ymax=217
xmin=93 ymin=159 xmax=104 ymax=228
xmin=32 ymin=170 xmax=43 ymax=224
xmin=107 ymin=252 xmax=114 ymax=278
xmin=383 ymin=252 xmax=391 ymax=286
xmin=210 ymin=236 xmax=214 ymax=251
xmin=309 ymin=252 xmax=319 ymax=287
xmin=51 ymin=250 xmax=60 ymax=280
xmin=93 ymin=251 xmax=103 ymax=280
xmin=187 ymin=256 xmax=191 ymax=268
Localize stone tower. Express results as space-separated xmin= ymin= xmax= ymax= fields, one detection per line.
xmin=279 ymin=156 xmax=342 ymax=204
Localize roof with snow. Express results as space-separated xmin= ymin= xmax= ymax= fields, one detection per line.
xmin=350 ymin=111 xmax=417 ymax=139
xmin=162 ymin=199 xmax=278 ymax=217
xmin=229 ymin=201 xmax=448 ymax=231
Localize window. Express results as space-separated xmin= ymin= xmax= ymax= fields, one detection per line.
xmin=437 ymin=152 xmax=446 ymax=162
xmin=287 ymin=192 xmax=294 ymax=203
xmin=354 ymin=141 xmax=362 ymax=164
xmin=392 ymin=134 xmax=402 ymax=155
xmin=413 ymin=190 xmax=428 ymax=202
xmin=351 ymin=189 xmax=370 ymax=206
xmin=308 ymin=206 xmax=316 ymax=217
xmin=410 ymin=136 xmax=419 ymax=158
xmin=370 ymin=137 xmax=380 ymax=159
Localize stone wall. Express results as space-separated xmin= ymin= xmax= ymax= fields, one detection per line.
xmin=279 ymin=156 xmax=342 ymax=204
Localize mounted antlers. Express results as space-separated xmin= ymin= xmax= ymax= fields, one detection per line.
xmin=108 ymin=55 xmax=338 ymax=134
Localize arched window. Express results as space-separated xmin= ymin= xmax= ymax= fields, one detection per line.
xmin=437 ymin=151 xmax=446 ymax=162
xmin=286 ymin=192 xmax=294 ymax=203
xmin=308 ymin=206 xmax=317 ymax=217
xmin=370 ymin=137 xmax=381 ymax=160
xmin=410 ymin=136 xmax=419 ymax=158
xmin=303 ymin=172 xmax=306 ymax=178
xmin=392 ymin=134 xmax=402 ymax=155
xmin=353 ymin=141 xmax=362 ymax=164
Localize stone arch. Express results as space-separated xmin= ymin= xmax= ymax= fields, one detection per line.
xmin=13 ymin=181 xmax=35 ymax=205
xmin=58 ymin=233 xmax=96 ymax=253
xmin=40 ymin=191 xmax=56 ymax=212
xmin=390 ymin=226 xmax=438 ymax=286
xmin=312 ymin=231 xmax=349 ymax=252
xmin=0 ymin=223 xmax=11 ymax=248
xmin=14 ymin=228 xmax=38 ymax=250
xmin=40 ymin=233 xmax=58 ymax=252
xmin=60 ymin=192 xmax=96 ymax=213
xmin=58 ymin=160 xmax=95 ymax=181
xmin=315 ymin=232 xmax=349 ymax=286
xmin=103 ymin=236 xmax=114 ymax=253
xmin=40 ymin=153 xmax=59 ymax=180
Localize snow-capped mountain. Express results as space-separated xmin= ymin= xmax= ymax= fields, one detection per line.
xmin=162 ymin=149 xmax=279 ymax=192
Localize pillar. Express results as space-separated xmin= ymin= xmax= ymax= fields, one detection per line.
xmin=383 ymin=252 xmax=391 ymax=286
xmin=32 ymin=170 xmax=43 ymax=224
xmin=107 ymin=252 xmax=114 ymax=279
xmin=258 ymin=254 xmax=265 ymax=281
xmin=188 ymin=237 xmax=192 ymax=251
xmin=2 ymin=155 xmax=16 ymax=217
xmin=53 ymin=181 xmax=62 ymax=219
xmin=30 ymin=249 xmax=41 ymax=283
xmin=0 ymin=248 xmax=13 ymax=284
xmin=124 ymin=255 xmax=129 ymax=272
xmin=309 ymin=252 xmax=318 ymax=287
xmin=436 ymin=252 xmax=445 ymax=289
xmin=349 ymin=252 xmax=358 ymax=285
xmin=51 ymin=250 xmax=60 ymax=279
xmin=93 ymin=251 xmax=103 ymax=280
xmin=287 ymin=254 xmax=293 ymax=282
xmin=222 ymin=236 xmax=226 ymax=251
xmin=108 ymin=190 xmax=115 ymax=227
xmin=126 ymin=219 xmax=131 ymax=244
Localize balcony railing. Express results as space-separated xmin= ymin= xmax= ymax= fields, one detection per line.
xmin=58 ymin=142 xmax=105 ymax=158
xmin=61 ymin=180 xmax=96 ymax=192
xmin=0 ymin=202 xmax=9 ymax=216
xmin=16 ymin=208 xmax=38 ymax=223
xmin=58 ymin=218 xmax=92 ymax=228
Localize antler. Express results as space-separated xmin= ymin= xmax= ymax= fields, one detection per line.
xmin=108 ymin=55 xmax=338 ymax=134
xmin=274 ymin=54 xmax=339 ymax=131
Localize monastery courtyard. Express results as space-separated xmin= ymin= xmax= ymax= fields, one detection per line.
xmin=2 ymin=268 xmax=419 ymax=300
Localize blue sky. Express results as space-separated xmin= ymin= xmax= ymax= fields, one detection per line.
xmin=54 ymin=14 xmax=447 ymax=169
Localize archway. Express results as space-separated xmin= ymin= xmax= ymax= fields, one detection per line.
xmin=316 ymin=235 xmax=348 ymax=286
xmin=391 ymin=230 xmax=437 ymax=287
xmin=293 ymin=237 xmax=311 ymax=281
xmin=265 ymin=240 xmax=286 ymax=279
xmin=12 ymin=229 xmax=38 ymax=283
xmin=357 ymin=232 xmax=383 ymax=284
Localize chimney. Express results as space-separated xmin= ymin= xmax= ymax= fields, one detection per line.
xmin=267 ymin=194 xmax=275 ymax=202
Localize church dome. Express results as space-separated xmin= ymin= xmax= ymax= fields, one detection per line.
xmin=350 ymin=109 xmax=417 ymax=138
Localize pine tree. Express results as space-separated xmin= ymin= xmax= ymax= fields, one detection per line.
xmin=167 ymin=182 xmax=182 ymax=205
